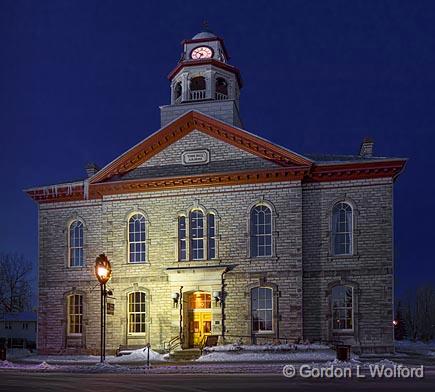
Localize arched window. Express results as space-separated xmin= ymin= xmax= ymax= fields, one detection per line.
xmin=251 ymin=287 xmax=273 ymax=332
xmin=189 ymin=292 xmax=211 ymax=309
xmin=331 ymin=202 xmax=353 ymax=255
xmin=174 ymin=81 xmax=182 ymax=102
xmin=250 ymin=205 xmax=272 ymax=257
xmin=67 ymin=294 xmax=83 ymax=335
xmin=331 ymin=285 xmax=353 ymax=330
xmin=190 ymin=210 xmax=205 ymax=260
xmin=128 ymin=292 xmax=146 ymax=334
xmin=69 ymin=220 xmax=84 ymax=267
xmin=190 ymin=76 xmax=206 ymax=100
xmin=207 ymin=213 xmax=216 ymax=259
xmin=215 ymin=77 xmax=228 ymax=99
xmin=190 ymin=76 xmax=206 ymax=91
xmin=178 ymin=216 xmax=187 ymax=261
xmin=128 ymin=214 xmax=146 ymax=263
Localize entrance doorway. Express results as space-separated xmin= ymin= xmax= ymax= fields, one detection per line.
xmin=188 ymin=292 xmax=212 ymax=347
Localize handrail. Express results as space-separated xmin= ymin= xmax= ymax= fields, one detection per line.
xmin=165 ymin=335 xmax=181 ymax=352
xmin=199 ymin=335 xmax=208 ymax=352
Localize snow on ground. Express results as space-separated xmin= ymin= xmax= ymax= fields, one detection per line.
xmin=15 ymin=348 xmax=166 ymax=365
xmin=0 ymin=359 xmax=405 ymax=375
xmin=8 ymin=343 xmax=341 ymax=365
xmin=395 ymin=340 xmax=435 ymax=356
xmin=198 ymin=343 xmax=340 ymax=363
xmin=309 ymin=358 xmax=399 ymax=369
xmin=110 ymin=348 xmax=166 ymax=363
xmin=0 ymin=360 xmax=286 ymax=374
xmin=205 ymin=343 xmax=330 ymax=352
xmin=197 ymin=351 xmax=337 ymax=363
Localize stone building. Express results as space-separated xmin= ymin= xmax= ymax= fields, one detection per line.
xmin=26 ymin=29 xmax=406 ymax=355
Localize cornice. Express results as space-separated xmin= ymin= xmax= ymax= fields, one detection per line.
xmin=25 ymin=158 xmax=406 ymax=204
xmin=168 ymin=59 xmax=242 ymax=87
xmin=89 ymin=166 xmax=310 ymax=199
xmin=25 ymin=185 xmax=85 ymax=204
xmin=304 ymin=159 xmax=407 ymax=183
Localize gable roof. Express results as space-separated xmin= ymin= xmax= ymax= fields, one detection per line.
xmin=24 ymin=111 xmax=406 ymax=204
xmin=89 ymin=110 xmax=313 ymax=184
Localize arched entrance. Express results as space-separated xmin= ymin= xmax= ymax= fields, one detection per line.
xmin=188 ymin=292 xmax=212 ymax=347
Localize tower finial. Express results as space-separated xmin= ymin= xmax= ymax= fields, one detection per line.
xmin=202 ymin=19 xmax=209 ymax=31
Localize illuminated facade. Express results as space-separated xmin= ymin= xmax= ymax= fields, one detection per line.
xmin=26 ymin=29 xmax=406 ymax=354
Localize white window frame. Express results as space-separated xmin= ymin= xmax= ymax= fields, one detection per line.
xmin=128 ymin=214 xmax=146 ymax=263
xmin=67 ymin=294 xmax=83 ymax=336
xmin=178 ymin=215 xmax=187 ymax=261
xmin=251 ymin=287 xmax=274 ymax=333
xmin=190 ymin=209 xmax=205 ymax=261
xmin=250 ymin=205 xmax=273 ymax=257
xmin=331 ymin=202 xmax=354 ymax=256
xmin=68 ymin=220 xmax=84 ymax=267
xmin=207 ymin=213 xmax=217 ymax=260
xmin=331 ymin=285 xmax=354 ymax=332
xmin=127 ymin=291 xmax=147 ymax=335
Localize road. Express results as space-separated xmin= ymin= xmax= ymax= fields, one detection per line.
xmin=1 ymin=372 xmax=435 ymax=392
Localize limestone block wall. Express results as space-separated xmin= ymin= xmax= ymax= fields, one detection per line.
xmin=121 ymin=130 xmax=278 ymax=180
xmin=160 ymin=100 xmax=242 ymax=127
xmin=37 ymin=180 xmax=302 ymax=354
xmin=302 ymin=178 xmax=394 ymax=353
xmin=37 ymin=173 xmax=397 ymax=354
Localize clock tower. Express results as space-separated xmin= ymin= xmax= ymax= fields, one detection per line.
xmin=160 ymin=28 xmax=243 ymax=127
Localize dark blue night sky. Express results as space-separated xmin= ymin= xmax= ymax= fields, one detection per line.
xmin=1 ymin=0 xmax=434 ymax=298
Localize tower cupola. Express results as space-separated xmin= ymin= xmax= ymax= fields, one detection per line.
xmin=160 ymin=27 xmax=243 ymax=128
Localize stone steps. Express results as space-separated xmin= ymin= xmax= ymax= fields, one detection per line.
xmin=169 ymin=348 xmax=202 ymax=361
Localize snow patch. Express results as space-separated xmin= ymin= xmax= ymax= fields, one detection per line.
xmin=204 ymin=343 xmax=330 ymax=353
xmin=198 ymin=347 xmax=337 ymax=363
xmin=0 ymin=360 xmax=16 ymax=368
xmin=18 ymin=347 xmax=166 ymax=365
xmin=36 ymin=361 xmax=57 ymax=370
xmin=110 ymin=348 xmax=166 ymax=363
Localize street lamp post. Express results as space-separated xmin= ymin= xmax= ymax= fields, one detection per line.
xmin=94 ymin=254 xmax=112 ymax=363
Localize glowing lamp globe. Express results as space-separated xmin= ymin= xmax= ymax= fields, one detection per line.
xmin=94 ymin=254 xmax=112 ymax=284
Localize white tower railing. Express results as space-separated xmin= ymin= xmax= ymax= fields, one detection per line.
xmin=189 ymin=90 xmax=206 ymax=101
xmin=215 ymin=92 xmax=228 ymax=101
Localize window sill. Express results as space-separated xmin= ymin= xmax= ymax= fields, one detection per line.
xmin=67 ymin=265 xmax=86 ymax=269
xmin=178 ymin=258 xmax=221 ymax=262
xmin=168 ymin=259 xmax=226 ymax=269
xmin=332 ymin=329 xmax=354 ymax=334
xmin=252 ymin=331 xmax=275 ymax=335
xmin=248 ymin=255 xmax=279 ymax=262
xmin=327 ymin=254 xmax=360 ymax=262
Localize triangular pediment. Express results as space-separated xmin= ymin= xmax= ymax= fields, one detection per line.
xmin=89 ymin=111 xmax=312 ymax=184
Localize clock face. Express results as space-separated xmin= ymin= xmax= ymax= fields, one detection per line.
xmin=191 ymin=46 xmax=213 ymax=60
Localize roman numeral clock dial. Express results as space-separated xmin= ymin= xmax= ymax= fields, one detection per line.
xmin=191 ymin=46 xmax=213 ymax=59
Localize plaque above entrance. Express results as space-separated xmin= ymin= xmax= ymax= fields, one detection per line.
xmin=181 ymin=149 xmax=210 ymax=166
